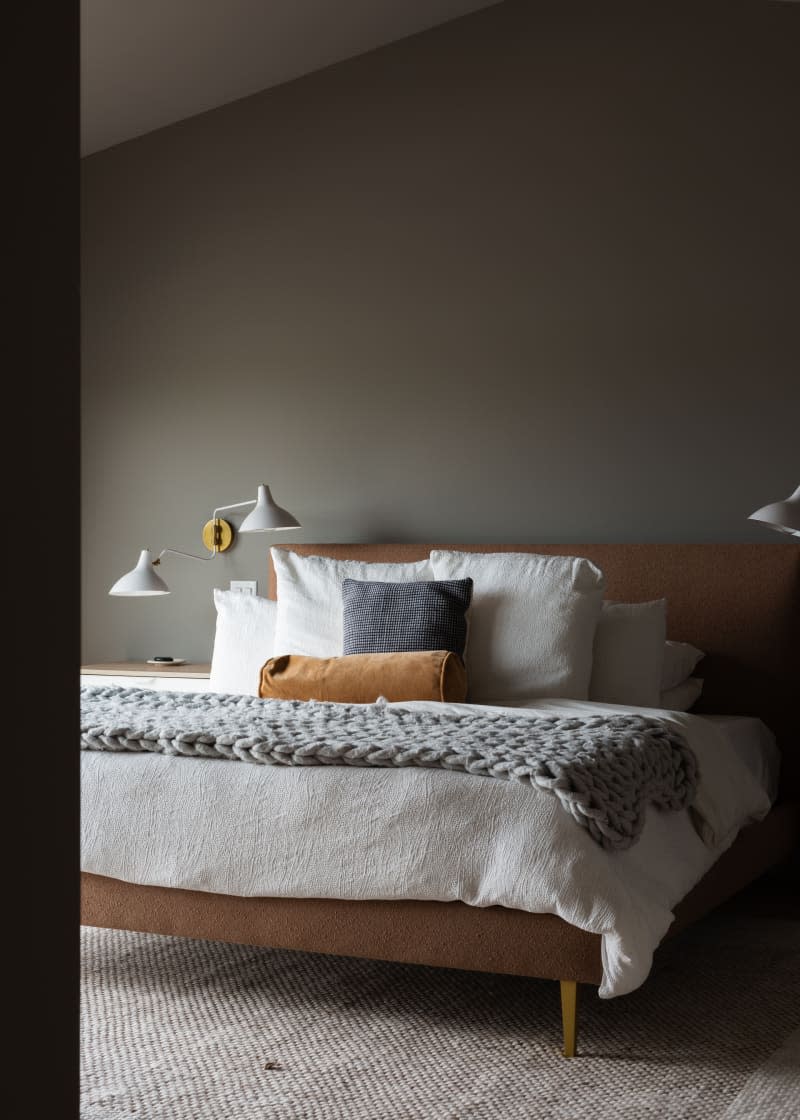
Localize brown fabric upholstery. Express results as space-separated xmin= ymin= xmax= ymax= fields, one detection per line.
xmin=270 ymin=543 xmax=800 ymax=797
xmin=81 ymin=874 xmax=604 ymax=985
xmin=259 ymin=650 xmax=468 ymax=704
xmin=80 ymin=803 xmax=798 ymax=986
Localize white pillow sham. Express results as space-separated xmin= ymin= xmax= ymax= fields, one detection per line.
xmin=429 ymin=549 xmax=605 ymax=702
xmin=661 ymin=640 xmax=705 ymax=691
xmin=272 ymin=549 xmax=435 ymax=658
xmin=659 ymin=676 xmax=703 ymax=712
xmin=209 ymin=589 xmax=277 ymax=695
xmin=589 ymin=599 xmax=667 ymax=708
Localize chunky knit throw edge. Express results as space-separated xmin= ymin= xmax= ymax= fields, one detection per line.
xmin=80 ymin=685 xmax=697 ymax=851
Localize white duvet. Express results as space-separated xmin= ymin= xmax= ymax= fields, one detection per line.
xmin=80 ymin=697 xmax=773 ymax=997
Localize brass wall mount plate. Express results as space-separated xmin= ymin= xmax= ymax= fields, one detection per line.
xmin=202 ymin=518 xmax=234 ymax=553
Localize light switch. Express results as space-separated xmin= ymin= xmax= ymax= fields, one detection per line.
xmin=230 ymin=580 xmax=258 ymax=596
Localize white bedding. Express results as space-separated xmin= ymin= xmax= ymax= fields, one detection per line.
xmin=700 ymin=714 xmax=781 ymax=804
xmin=80 ymin=696 xmax=774 ymax=998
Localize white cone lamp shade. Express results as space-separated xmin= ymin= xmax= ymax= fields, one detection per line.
xmin=239 ymin=484 xmax=301 ymax=532
xmin=109 ymin=550 xmax=171 ymax=595
xmin=748 ymin=485 xmax=800 ymax=536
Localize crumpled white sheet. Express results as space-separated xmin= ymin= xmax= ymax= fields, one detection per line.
xmin=80 ymin=696 xmax=772 ymax=997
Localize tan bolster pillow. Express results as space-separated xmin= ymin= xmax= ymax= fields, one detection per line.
xmin=259 ymin=650 xmax=468 ymax=704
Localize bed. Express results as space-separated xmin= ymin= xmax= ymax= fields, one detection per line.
xmin=81 ymin=542 xmax=799 ymax=1056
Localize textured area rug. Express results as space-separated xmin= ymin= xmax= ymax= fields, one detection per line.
xmin=81 ymin=883 xmax=800 ymax=1120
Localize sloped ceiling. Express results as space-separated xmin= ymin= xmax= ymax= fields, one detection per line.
xmin=81 ymin=0 xmax=502 ymax=155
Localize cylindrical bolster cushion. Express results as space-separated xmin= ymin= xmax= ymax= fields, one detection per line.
xmin=259 ymin=650 xmax=468 ymax=704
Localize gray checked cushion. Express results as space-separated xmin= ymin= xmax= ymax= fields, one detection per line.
xmin=341 ymin=578 xmax=473 ymax=657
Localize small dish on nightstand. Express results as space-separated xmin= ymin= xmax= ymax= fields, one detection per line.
xmin=146 ymin=658 xmax=187 ymax=666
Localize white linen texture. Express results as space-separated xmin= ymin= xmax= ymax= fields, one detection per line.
xmin=208 ymin=590 xmax=276 ymax=696
xmin=80 ymin=697 xmax=772 ymax=999
xmin=272 ymin=549 xmax=434 ymax=659
xmin=589 ymin=599 xmax=667 ymax=708
xmin=429 ymin=550 xmax=605 ymax=702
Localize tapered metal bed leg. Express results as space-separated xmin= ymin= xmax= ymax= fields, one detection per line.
xmin=559 ymin=980 xmax=578 ymax=1058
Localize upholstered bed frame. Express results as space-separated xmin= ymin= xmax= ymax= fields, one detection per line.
xmin=81 ymin=542 xmax=800 ymax=1056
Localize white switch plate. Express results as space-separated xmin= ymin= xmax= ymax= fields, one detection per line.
xmin=230 ymin=580 xmax=258 ymax=595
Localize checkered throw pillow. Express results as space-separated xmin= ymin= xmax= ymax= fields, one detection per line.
xmin=341 ymin=578 xmax=473 ymax=657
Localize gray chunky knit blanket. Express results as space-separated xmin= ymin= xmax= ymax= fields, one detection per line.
xmin=81 ymin=685 xmax=696 ymax=851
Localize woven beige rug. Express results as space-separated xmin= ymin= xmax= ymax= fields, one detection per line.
xmin=81 ymin=891 xmax=799 ymax=1120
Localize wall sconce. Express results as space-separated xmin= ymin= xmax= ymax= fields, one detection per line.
xmin=109 ymin=484 xmax=300 ymax=596
xmin=748 ymin=484 xmax=800 ymax=539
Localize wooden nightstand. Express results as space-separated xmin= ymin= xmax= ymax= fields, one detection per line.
xmin=80 ymin=662 xmax=212 ymax=693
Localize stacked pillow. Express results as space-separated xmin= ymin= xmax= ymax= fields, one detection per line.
xmin=208 ymin=589 xmax=277 ymax=696
xmin=209 ymin=553 xmax=474 ymax=701
xmin=207 ymin=549 xmax=705 ymax=710
xmin=267 ymin=550 xmax=474 ymax=702
xmin=271 ymin=551 xmax=435 ymax=658
xmin=429 ymin=549 xmax=606 ymax=703
xmin=589 ymin=599 xmax=667 ymax=708
xmin=659 ymin=639 xmax=705 ymax=711
xmin=588 ymin=601 xmax=705 ymax=710
xmin=662 ymin=640 xmax=705 ymax=692
xmin=659 ymin=675 xmax=704 ymax=712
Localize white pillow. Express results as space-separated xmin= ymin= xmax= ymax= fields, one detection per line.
xmin=661 ymin=640 xmax=705 ymax=690
xmin=659 ymin=676 xmax=703 ymax=712
xmin=429 ymin=550 xmax=605 ymax=702
xmin=209 ymin=589 xmax=277 ymax=695
xmin=272 ymin=549 xmax=435 ymax=658
xmin=589 ymin=599 xmax=667 ymax=708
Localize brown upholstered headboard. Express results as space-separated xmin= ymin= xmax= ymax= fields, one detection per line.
xmin=269 ymin=543 xmax=799 ymax=797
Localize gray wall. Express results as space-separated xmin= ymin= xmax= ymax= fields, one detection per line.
xmin=81 ymin=0 xmax=799 ymax=663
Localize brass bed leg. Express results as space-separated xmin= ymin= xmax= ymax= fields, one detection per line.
xmin=559 ymin=980 xmax=578 ymax=1058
